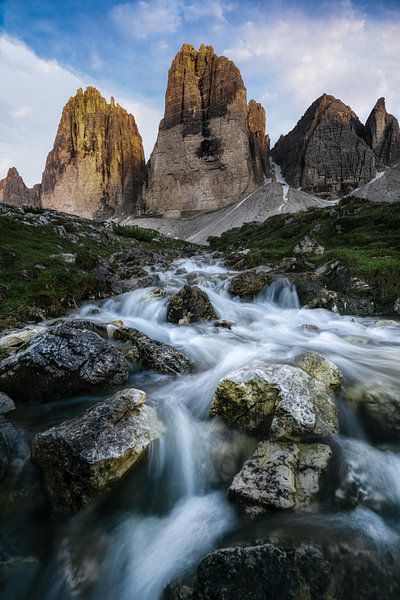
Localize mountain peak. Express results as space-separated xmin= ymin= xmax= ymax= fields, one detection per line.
xmin=365 ymin=97 xmax=400 ymax=166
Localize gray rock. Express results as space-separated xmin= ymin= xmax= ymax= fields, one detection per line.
xmin=167 ymin=285 xmax=217 ymax=324
xmin=110 ymin=326 xmax=193 ymax=375
xmin=229 ymin=440 xmax=331 ymax=513
xmin=177 ymin=540 xmax=400 ymax=600
xmin=0 ymin=326 xmax=44 ymax=358
xmin=0 ymin=323 xmax=129 ymax=402
xmin=346 ymin=382 xmax=400 ymax=438
xmin=272 ymin=94 xmax=378 ymax=198
xmin=297 ymin=353 xmax=343 ymax=392
xmin=0 ymin=392 xmax=15 ymax=415
xmin=32 ymin=388 xmax=164 ymax=512
xmin=364 ymin=97 xmax=400 ymax=166
xmin=293 ymin=236 xmax=324 ymax=256
xmin=210 ymin=362 xmax=338 ymax=440
xmin=228 ymin=268 xmax=272 ymax=299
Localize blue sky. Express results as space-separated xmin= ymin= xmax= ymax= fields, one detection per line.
xmin=1 ymin=0 xmax=400 ymax=185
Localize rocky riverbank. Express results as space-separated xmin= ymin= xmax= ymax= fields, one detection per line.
xmin=1 ymin=219 xmax=400 ymax=599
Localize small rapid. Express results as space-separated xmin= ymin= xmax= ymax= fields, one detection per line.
xmin=26 ymin=255 xmax=400 ymax=599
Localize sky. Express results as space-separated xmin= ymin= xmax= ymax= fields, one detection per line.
xmin=1 ymin=0 xmax=400 ymax=186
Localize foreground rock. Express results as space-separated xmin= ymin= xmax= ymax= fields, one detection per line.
xmin=110 ymin=326 xmax=193 ymax=374
xmin=297 ymin=353 xmax=343 ymax=392
xmin=0 ymin=323 xmax=128 ymax=402
xmin=143 ymin=44 xmax=269 ymax=216
xmin=0 ymin=326 xmax=45 ymax=359
xmin=169 ymin=539 xmax=400 ymax=600
xmin=167 ymin=285 xmax=217 ymax=324
xmin=228 ymin=268 xmax=272 ymax=299
xmin=210 ymin=363 xmax=338 ymax=440
xmin=346 ymin=382 xmax=400 ymax=438
xmin=229 ymin=440 xmax=331 ymax=513
xmin=32 ymin=388 xmax=163 ymax=512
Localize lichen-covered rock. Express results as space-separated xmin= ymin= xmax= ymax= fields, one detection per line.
xmin=175 ymin=539 xmax=400 ymax=600
xmin=210 ymin=363 xmax=338 ymax=440
xmin=364 ymin=97 xmax=400 ymax=166
xmin=166 ymin=285 xmax=217 ymax=324
xmin=345 ymin=382 xmax=400 ymax=438
xmin=0 ymin=323 xmax=129 ymax=402
xmin=31 ymin=388 xmax=163 ymax=512
xmin=228 ymin=268 xmax=272 ymax=299
xmin=229 ymin=440 xmax=331 ymax=513
xmin=110 ymin=326 xmax=193 ymax=374
xmin=0 ymin=326 xmax=45 ymax=358
xmin=41 ymin=86 xmax=145 ymax=219
xmin=0 ymin=167 xmax=41 ymax=208
xmin=272 ymin=94 xmax=378 ymax=198
xmin=143 ymin=44 xmax=269 ymax=215
xmin=297 ymin=353 xmax=343 ymax=392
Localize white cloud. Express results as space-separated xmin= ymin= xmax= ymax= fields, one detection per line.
xmin=224 ymin=12 xmax=400 ymax=144
xmin=110 ymin=1 xmax=183 ymax=38
xmin=0 ymin=36 xmax=161 ymax=186
xmin=11 ymin=106 xmax=33 ymax=119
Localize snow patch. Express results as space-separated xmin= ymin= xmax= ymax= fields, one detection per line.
xmin=270 ymin=160 xmax=289 ymax=212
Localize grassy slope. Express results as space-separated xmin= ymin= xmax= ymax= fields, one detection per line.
xmin=209 ymin=197 xmax=400 ymax=306
xmin=0 ymin=208 xmax=191 ymax=329
xmin=210 ymin=198 xmax=400 ymax=270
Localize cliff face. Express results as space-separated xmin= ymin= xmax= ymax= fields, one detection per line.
xmin=0 ymin=167 xmax=41 ymax=207
xmin=272 ymin=94 xmax=379 ymax=198
xmin=41 ymin=87 xmax=145 ymax=220
xmin=143 ymin=44 xmax=269 ymax=215
xmin=364 ymin=97 xmax=400 ymax=167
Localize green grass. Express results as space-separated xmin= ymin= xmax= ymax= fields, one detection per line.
xmin=209 ymin=197 xmax=400 ymax=275
xmin=0 ymin=213 xmax=194 ymax=329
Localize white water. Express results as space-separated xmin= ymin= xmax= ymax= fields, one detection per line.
xmin=40 ymin=254 xmax=400 ymax=598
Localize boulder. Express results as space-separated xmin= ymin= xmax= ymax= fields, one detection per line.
xmin=345 ymin=382 xmax=400 ymax=438
xmin=110 ymin=326 xmax=193 ymax=375
xmin=0 ymin=392 xmax=15 ymax=415
xmin=174 ymin=540 xmax=400 ymax=600
xmin=166 ymin=285 xmax=217 ymax=324
xmin=0 ymin=326 xmax=44 ymax=358
xmin=32 ymin=388 xmax=163 ymax=512
xmin=228 ymin=269 xmax=273 ymax=299
xmin=0 ymin=323 xmax=129 ymax=402
xmin=297 ymin=353 xmax=343 ymax=392
xmin=210 ymin=363 xmax=338 ymax=440
xmin=229 ymin=440 xmax=331 ymax=513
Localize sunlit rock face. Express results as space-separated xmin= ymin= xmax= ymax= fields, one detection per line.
xmin=272 ymin=94 xmax=379 ymax=198
xmin=0 ymin=167 xmax=41 ymax=207
xmin=364 ymin=97 xmax=400 ymax=167
xmin=143 ymin=44 xmax=270 ymax=216
xmin=41 ymin=86 xmax=145 ymax=220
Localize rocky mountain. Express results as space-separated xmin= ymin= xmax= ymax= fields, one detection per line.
xmin=364 ymin=97 xmax=400 ymax=166
xmin=271 ymin=94 xmax=379 ymax=198
xmin=41 ymin=87 xmax=145 ymax=220
xmin=0 ymin=167 xmax=41 ymax=207
xmin=142 ymin=44 xmax=269 ymax=216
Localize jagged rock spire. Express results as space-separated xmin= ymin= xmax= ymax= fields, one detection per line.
xmin=364 ymin=97 xmax=400 ymax=166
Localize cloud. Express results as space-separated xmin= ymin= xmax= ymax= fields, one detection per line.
xmin=224 ymin=8 xmax=400 ymax=143
xmin=0 ymin=35 xmax=161 ymax=186
xmin=110 ymin=0 xmax=231 ymax=38
xmin=110 ymin=1 xmax=183 ymax=38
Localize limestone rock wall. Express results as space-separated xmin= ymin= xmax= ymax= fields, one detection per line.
xmin=41 ymin=87 xmax=145 ymax=220
xmin=143 ymin=44 xmax=269 ymax=215
xmin=364 ymin=97 xmax=400 ymax=167
xmin=0 ymin=167 xmax=41 ymax=208
xmin=272 ymin=94 xmax=379 ymax=198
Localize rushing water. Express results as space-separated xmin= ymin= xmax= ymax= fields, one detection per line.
xmin=4 ymin=254 xmax=400 ymax=599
